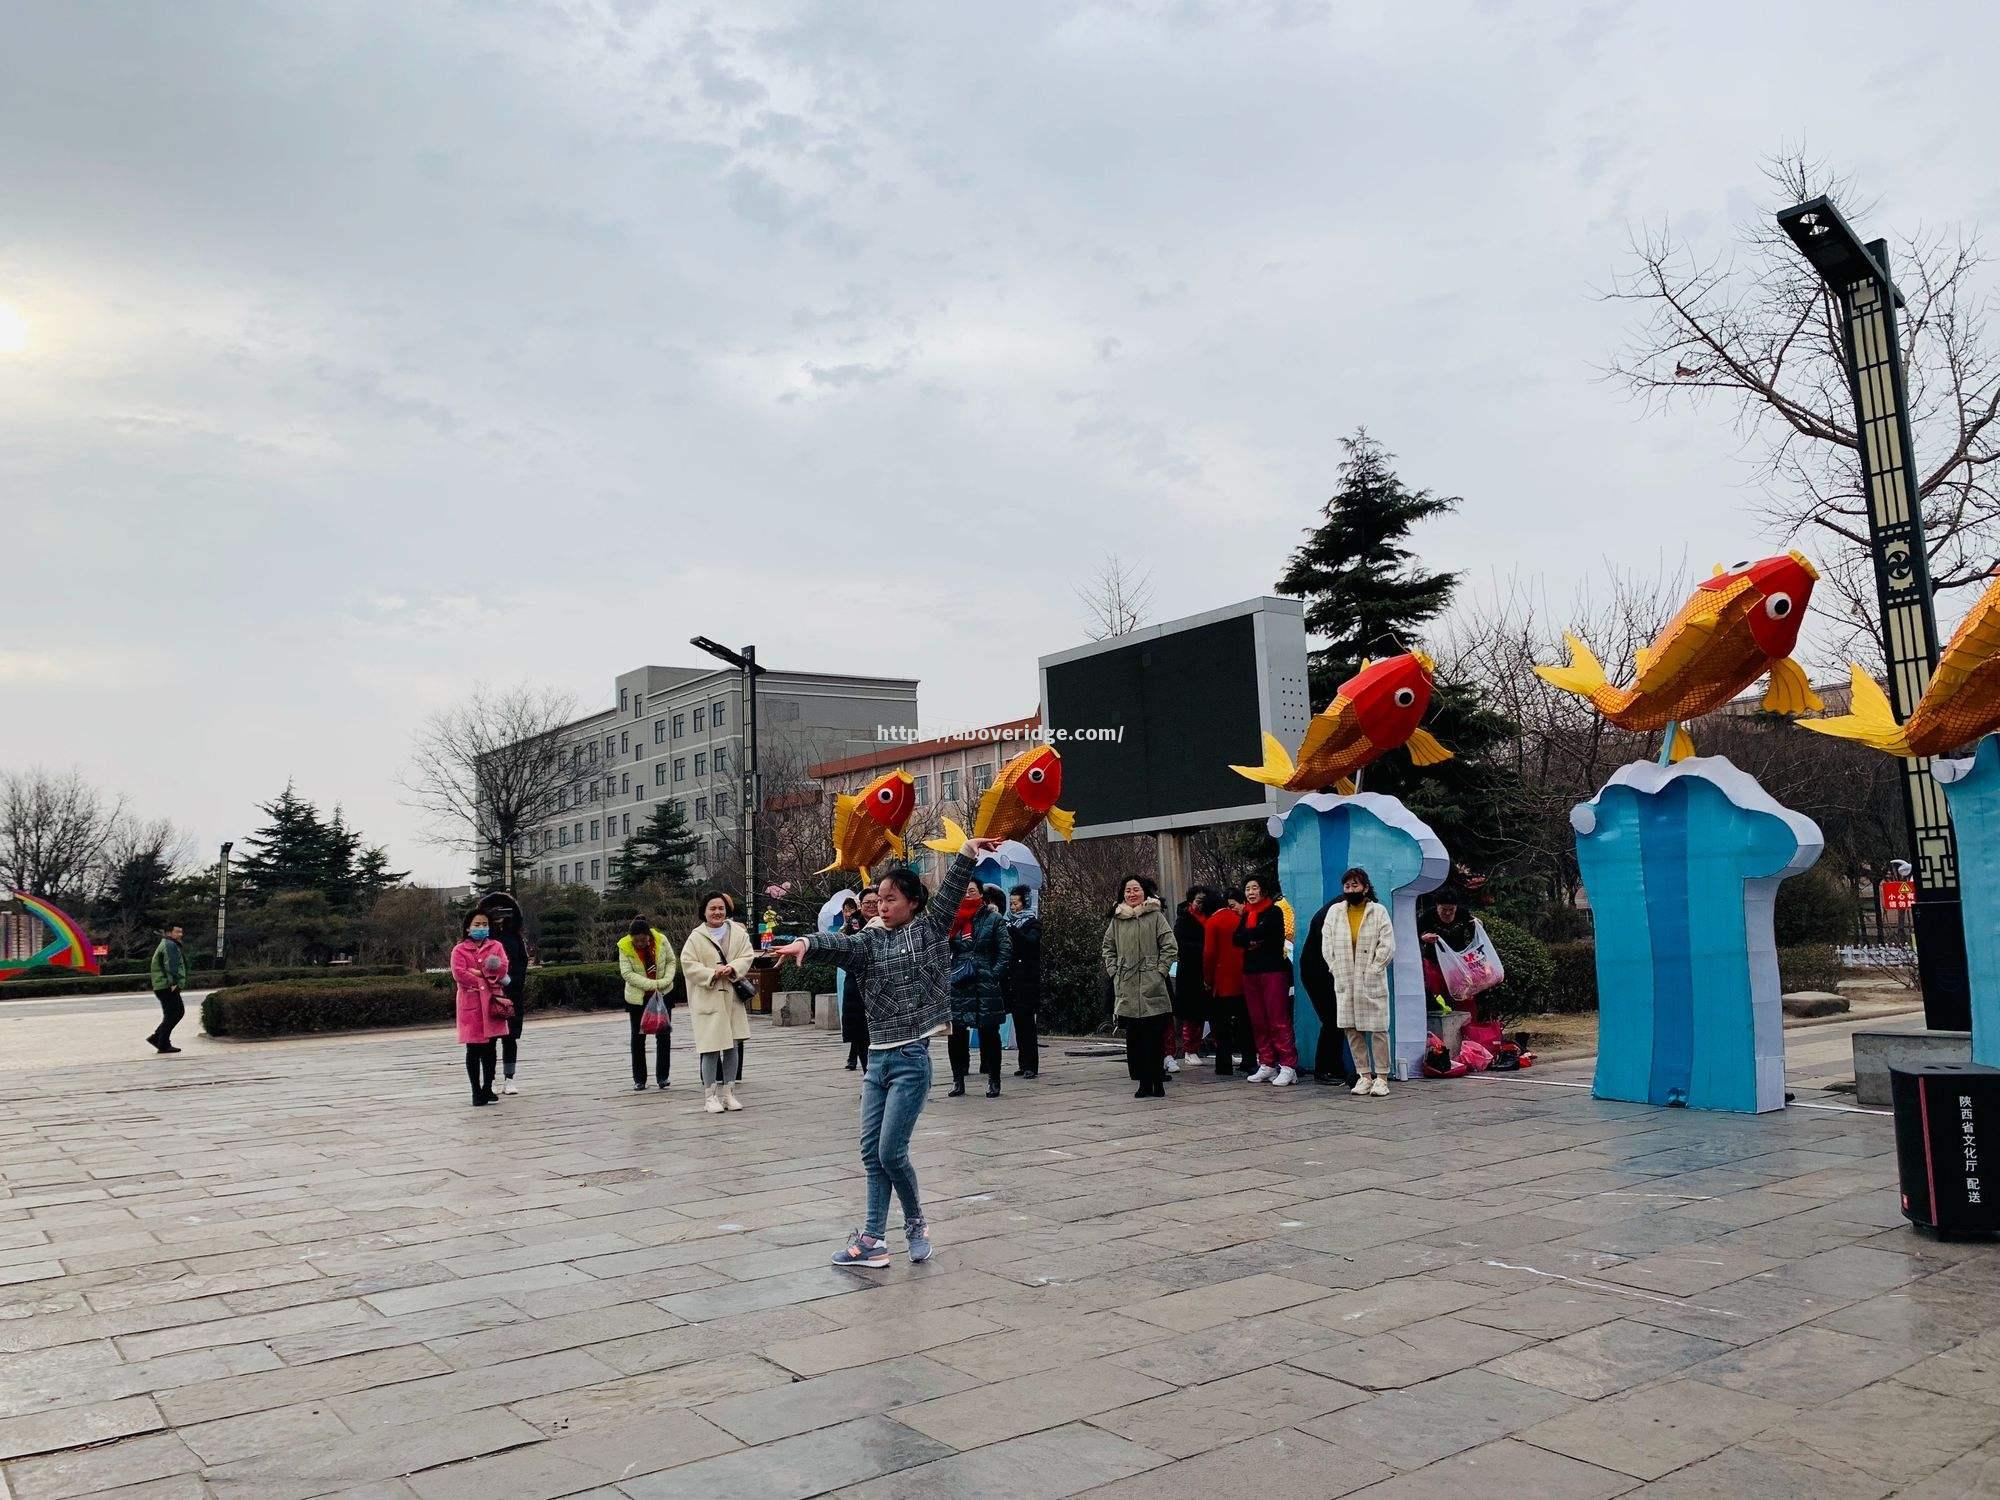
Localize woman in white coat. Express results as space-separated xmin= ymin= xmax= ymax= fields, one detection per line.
xmin=680 ymin=891 xmax=755 ymax=1114
xmin=1322 ymin=866 xmax=1396 ymax=1097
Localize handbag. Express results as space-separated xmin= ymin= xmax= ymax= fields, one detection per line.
xmin=488 ymin=993 xmax=514 ymax=1022
xmin=706 ymin=931 xmax=758 ymax=1003
xmin=640 ymin=992 xmax=671 ymax=1035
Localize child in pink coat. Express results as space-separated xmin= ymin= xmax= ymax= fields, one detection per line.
xmin=452 ymin=911 xmax=511 ymax=1106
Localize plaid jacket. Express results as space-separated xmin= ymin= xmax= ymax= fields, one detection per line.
xmin=805 ymin=851 xmax=977 ymax=1047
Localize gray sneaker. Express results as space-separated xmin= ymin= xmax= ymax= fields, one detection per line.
xmin=906 ymin=1216 xmax=933 ymax=1263
xmin=831 ymin=1229 xmax=890 ymax=1269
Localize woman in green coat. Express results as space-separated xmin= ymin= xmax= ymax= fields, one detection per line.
xmin=1102 ymin=875 xmax=1178 ymax=1098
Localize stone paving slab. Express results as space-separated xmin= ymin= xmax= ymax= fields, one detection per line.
xmin=0 ymin=1013 xmax=1996 ymax=1497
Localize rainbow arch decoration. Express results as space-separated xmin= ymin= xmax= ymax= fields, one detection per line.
xmin=0 ymin=891 xmax=100 ymax=984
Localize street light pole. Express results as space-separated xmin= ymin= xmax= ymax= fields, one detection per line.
xmin=1778 ymin=194 xmax=1970 ymax=1029
xmin=690 ymin=637 xmax=768 ymax=910
xmin=216 ymin=841 xmax=233 ymax=967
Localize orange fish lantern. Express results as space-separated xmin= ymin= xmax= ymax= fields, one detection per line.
xmin=817 ymin=769 xmax=916 ymax=882
xmin=1535 ymin=551 xmax=1822 ymax=757
xmin=1803 ymin=571 xmax=2000 ymax=757
xmin=924 ymin=744 xmax=1076 ymax=854
xmin=1232 ymin=651 xmax=1453 ymax=794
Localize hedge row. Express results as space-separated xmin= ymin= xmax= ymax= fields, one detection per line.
xmin=202 ymin=963 xmax=625 ymax=1038
xmin=0 ymin=964 xmax=409 ymax=1000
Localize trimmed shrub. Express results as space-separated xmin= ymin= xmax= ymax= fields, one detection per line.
xmin=0 ymin=965 xmax=406 ymax=1000
xmin=1038 ymin=905 xmax=1114 ymax=1036
xmin=1477 ymin=917 xmax=1554 ymax=1019
xmin=1530 ymin=905 xmax=1595 ymax=943
xmin=539 ymin=909 xmax=585 ymax=964
xmin=204 ymin=980 xmax=452 ymax=1037
xmin=1545 ymin=940 xmax=1600 ymax=1013
xmin=1778 ymin=944 xmax=1845 ymax=995
xmin=525 ymin=963 xmax=624 ymax=1011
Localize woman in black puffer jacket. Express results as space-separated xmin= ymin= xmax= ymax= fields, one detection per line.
xmin=947 ymin=884 xmax=1011 ymax=1098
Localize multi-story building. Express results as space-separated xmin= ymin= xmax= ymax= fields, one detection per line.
xmin=523 ymin=665 xmax=917 ymax=892
xmin=808 ymin=714 xmax=1038 ymax=883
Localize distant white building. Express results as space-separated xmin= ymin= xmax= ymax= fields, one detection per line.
xmin=520 ymin=664 xmax=918 ymax=892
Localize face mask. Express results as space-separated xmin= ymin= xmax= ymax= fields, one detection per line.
xmin=469 ymin=926 xmax=490 ymax=940
xmin=1344 ymin=891 xmax=1367 ymax=906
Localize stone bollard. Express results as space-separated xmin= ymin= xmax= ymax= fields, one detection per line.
xmin=772 ymin=990 xmax=814 ymax=1027
xmin=814 ymin=994 xmax=840 ymax=1031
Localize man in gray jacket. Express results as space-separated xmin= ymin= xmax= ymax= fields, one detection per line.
xmin=775 ymin=836 xmax=1000 ymax=1269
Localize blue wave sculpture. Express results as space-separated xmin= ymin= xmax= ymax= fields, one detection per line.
xmin=1272 ymin=793 xmax=1449 ymax=1080
xmin=1933 ymin=738 xmax=2000 ymax=1068
xmin=1573 ymin=757 xmax=1822 ymax=1113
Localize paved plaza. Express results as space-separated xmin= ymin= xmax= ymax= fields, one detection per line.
xmin=2 ymin=1007 xmax=1998 ymax=1499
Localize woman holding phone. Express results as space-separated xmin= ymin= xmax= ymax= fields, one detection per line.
xmin=680 ymin=890 xmax=758 ymax=1114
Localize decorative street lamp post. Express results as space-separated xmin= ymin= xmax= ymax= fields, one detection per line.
xmin=1778 ymin=195 xmax=1970 ymax=1029
xmin=216 ymin=840 xmax=234 ymax=967
xmin=691 ymin=637 xmax=767 ymax=911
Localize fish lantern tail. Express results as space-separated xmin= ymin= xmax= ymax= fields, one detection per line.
xmin=1046 ymin=806 xmax=1076 ymax=840
xmin=814 ymin=856 xmax=842 ymax=876
xmin=922 ymin=817 xmax=970 ymax=855
xmin=1533 ymin=633 xmax=1615 ymax=711
xmin=1799 ymin=664 xmax=1915 ymax=756
xmin=1229 ymin=732 xmax=1299 ymax=788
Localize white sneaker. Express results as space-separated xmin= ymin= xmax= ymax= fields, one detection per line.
xmin=500 ymin=1078 xmax=517 ymax=1096
xmin=1271 ymin=1066 xmax=1297 ymax=1087
xmin=722 ymin=1085 xmax=744 ymax=1112
xmin=1350 ymin=1076 xmax=1372 ymax=1095
xmin=1247 ymin=1065 xmax=1275 ymax=1084
xmin=1368 ymin=1076 xmax=1390 ymax=1098
xmin=703 ymin=1086 xmax=725 ymax=1115
xmin=1163 ymin=1055 xmax=1181 ymax=1075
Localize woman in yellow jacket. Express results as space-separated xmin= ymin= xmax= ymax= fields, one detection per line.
xmin=616 ymin=919 xmax=678 ymax=1092
xmin=680 ymin=890 xmax=756 ymax=1114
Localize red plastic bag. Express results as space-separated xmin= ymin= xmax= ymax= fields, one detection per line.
xmin=640 ymin=993 xmax=671 ymax=1035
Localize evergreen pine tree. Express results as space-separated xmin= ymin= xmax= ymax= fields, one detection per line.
xmin=352 ymin=846 xmax=408 ymax=905
xmin=610 ymin=801 xmax=702 ymax=893
xmin=234 ymin=784 xmax=335 ymax=899
xmin=1274 ymin=429 xmax=1521 ymax=871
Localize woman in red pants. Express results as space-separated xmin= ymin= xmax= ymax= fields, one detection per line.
xmin=1232 ymin=876 xmax=1298 ymax=1087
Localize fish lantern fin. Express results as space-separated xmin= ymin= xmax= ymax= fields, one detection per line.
xmin=1333 ymin=776 xmax=1357 ymax=795
xmin=1230 ymin=731 xmax=1299 ymax=788
xmin=1629 ymin=607 xmax=1721 ymax=696
xmin=923 ymin=817 xmax=970 ymax=855
xmin=814 ymin=856 xmax=842 ymax=876
xmin=1046 ymin=805 xmax=1076 ymax=840
xmin=1405 ymin=726 xmax=1454 ymax=766
xmin=1799 ymin=665 xmax=1914 ymax=755
xmin=1712 ymin=562 xmax=1726 ymax=577
xmin=858 ymin=864 xmax=872 ymax=884
xmin=829 ymin=792 xmax=857 ymax=847
xmin=972 ymin=779 xmax=1007 ymax=838
xmin=1358 ymin=657 xmax=1371 ymax=673
xmin=885 ymin=828 xmax=907 ymax=856
xmin=1533 ymin=633 xmax=1610 ymax=701
xmin=1761 ymin=657 xmax=1823 ymax=715
xmin=1667 ymin=728 xmax=1697 ymax=762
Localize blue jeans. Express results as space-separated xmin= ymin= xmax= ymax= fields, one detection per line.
xmin=859 ymin=1040 xmax=931 ymax=1238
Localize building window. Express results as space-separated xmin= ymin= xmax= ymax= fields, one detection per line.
xmin=622 ymin=814 xmax=631 ymax=835
xmin=941 ymin=769 xmax=960 ymax=803
xmin=590 ymin=819 xmax=600 ymax=840
xmin=620 ymin=731 xmax=629 ymax=754
xmin=712 ymin=699 xmax=726 ymax=725
xmin=559 ymin=863 xmax=568 ymax=881
xmin=591 ymin=781 xmax=601 ymax=802
xmin=694 ymin=707 xmax=706 ymax=733
xmin=621 ymin=772 xmax=630 ymax=794
xmin=694 ymin=752 xmax=707 ymax=778
xmin=589 ymin=742 xmax=598 ymax=763
xmin=674 ymin=757 xmax=686 ymax=783
xmin=714 ymin=745 xmax=729 ymax=774
xmin=972 ymin=762 xmax=994 ymax=795
xmin=672 ymin=713 xmax=685 ymax=738
xmin=654 ymin=719 xmax=665 ymax=744
xmin=714 ymin=791 xmax=729 ymax=817
xmin=913 ymin=774 xmax=929 ymax=805
xmin=573 ymin=821 xmax=583 ymax=842
xmin=634 ymin=697 xmax=644 ymax=721
xmin=637 ymin=784 xmax=645 ymax=800
xmin=590 ymin=859 xmax=601 ymax=880
xmin=559 ymin=827 xmax=569 ymax=847
xmin=620 ymin=688 xmax=628 ymax=712
xmin=695 ymin=796 xmax=709 ymax=821
xmin=655 ymin=763 xmax=667 ymax=786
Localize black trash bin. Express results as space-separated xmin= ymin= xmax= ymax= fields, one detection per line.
xmin=1890 ymin=1062 xmax=2000 ymax=1237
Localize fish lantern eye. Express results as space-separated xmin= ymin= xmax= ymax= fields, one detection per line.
xmin=1764 ymin=594 xmax=1794 ymax=620
xmin=1393 ymin=687 xmax=1416 ymax=708
xmin=876 ymin=788 xmax=893 ymax=802
xmin=1027 ymin=767 xmax=1045 ymax=784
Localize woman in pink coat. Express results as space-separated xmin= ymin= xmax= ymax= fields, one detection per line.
xmin=452 ymin=910 xmax=512 ymax=1106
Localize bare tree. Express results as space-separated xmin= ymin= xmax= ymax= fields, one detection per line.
xmin=1075 ymin=554 xmax=1155 ymax=640
xmin=402 ymin=684 xmax=579 ymax=891
xmin=1605 ymin=148 xmax=2000 ymax=660
xmin=0 ymin=768 xmax=126 ymax=903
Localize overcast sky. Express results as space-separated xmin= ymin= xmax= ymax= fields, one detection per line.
xmin=4 ymin=0 xmax=1995 ymax=882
